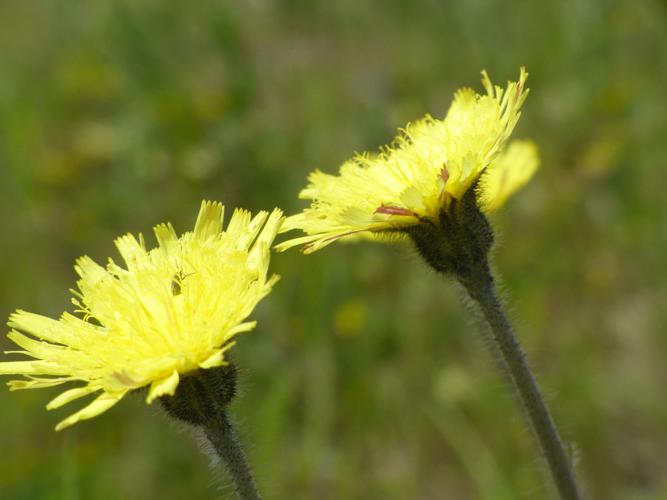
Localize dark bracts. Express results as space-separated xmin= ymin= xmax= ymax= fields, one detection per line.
xmin=161 ymin=364 xmax=261 ymax=500
xmin=407 ymin=186 xmax=583 ymax=500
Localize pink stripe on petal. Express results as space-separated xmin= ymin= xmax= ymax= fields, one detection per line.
xmin=440 ymin=165 xmax=450 ymax=184
xmin=374 ymin=205 xmax=415 ymax=216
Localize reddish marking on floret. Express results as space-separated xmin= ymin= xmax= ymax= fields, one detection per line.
xmin=440 ymin=165 xmax=450 ymax=184
xmin=374 ymin=205 xmax=415 ymax=216
xmin=112 ymin=371 xmax=139 ymax=387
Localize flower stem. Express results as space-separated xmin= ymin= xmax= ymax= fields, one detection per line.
xmin=204 ymin=413 xmax=261 ymax=500
xmin=460 ymin=262 xmax=583 ymax=500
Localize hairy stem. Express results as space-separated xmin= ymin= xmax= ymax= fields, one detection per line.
xmin=204 ymin=413 xmax=261 ymax=500
xmin=461 ymin=263 xmax=583 ymax=500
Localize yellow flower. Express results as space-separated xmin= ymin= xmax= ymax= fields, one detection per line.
xmin=276 ymin=68 xmax=538 ymax=254
xmin=0 ymin=201 xmax=283 ymax=430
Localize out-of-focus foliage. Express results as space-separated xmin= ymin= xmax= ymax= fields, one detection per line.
xmin=0 ymin=1 xmax=665 ymax=499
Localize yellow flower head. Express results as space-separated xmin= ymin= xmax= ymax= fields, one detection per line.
xmin=276 ymin=68 xmax=538 ymax=254
xmin=0 ymin=201 xmax=283 ymax=430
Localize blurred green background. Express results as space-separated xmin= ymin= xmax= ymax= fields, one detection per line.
xmin=1 ymin=1 xmax=666 ymax=499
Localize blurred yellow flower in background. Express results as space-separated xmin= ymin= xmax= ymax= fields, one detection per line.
xmin=277 ymin=68 xmax=538 ymax=254
xmin=0 ymin=201 xmax=283 ymax=430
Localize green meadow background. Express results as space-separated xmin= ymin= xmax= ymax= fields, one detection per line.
xmin=1 ymin=1 xmax=666 ymax=499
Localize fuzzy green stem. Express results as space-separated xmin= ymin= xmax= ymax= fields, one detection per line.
xmin=204 ymin=413 xmax=261 ymax=500
xmin=461 ymin=262 xmax=582 ymax=500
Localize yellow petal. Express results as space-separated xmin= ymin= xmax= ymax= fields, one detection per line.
xmin=154 ymin=223 xmax=179 ymax=253
xmin=8 ymin=311 xmax=71 ymax=345
xmin=227 ymin=322 xmax=256 ymax=336
xmin=73 ymin=255 xmax=107 ymax=282
xmin=274 ymin=233 xmax=324 ymax=252
xmin=114 ymin=234 xmax=148 ymax=270
xmin=193 ymin=200 xmax=224 ymax=239
xmin=198 ymin=341 xmax=237 ymax=369
xmin=7 ymin=331 xmax=66 ymax=359
xmin=47 ymin=385 xmax=101 ymax=410
xmin=0 ymin=360 xmax=67 ymax=376
xmin=8 ymin=377 xmax=73 ymax=390
xmin=254 ymin=209 xmax=284 ymax=249
xmin=478 ymin=140 xmax=539 ymax=213
xmin=235 ymin=210 xmax=268 ymax=251
xmin=55 ymin=391 xmax=125 ymax=431
xmin=146 ymin=370 xmax=179 ymax=404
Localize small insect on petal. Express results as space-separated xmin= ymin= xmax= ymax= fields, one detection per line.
xmin=171 ymin=270 xmax=194 ymax=296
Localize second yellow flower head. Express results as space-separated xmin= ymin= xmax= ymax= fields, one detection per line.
xmin=277 ymin=68 xmax=539 ymax=254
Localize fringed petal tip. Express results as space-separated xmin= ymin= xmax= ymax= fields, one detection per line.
xmin=193 ymin=200 xmax=225 ymax=240
xmin=266 ymin=207 xmax=285 ymax=229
